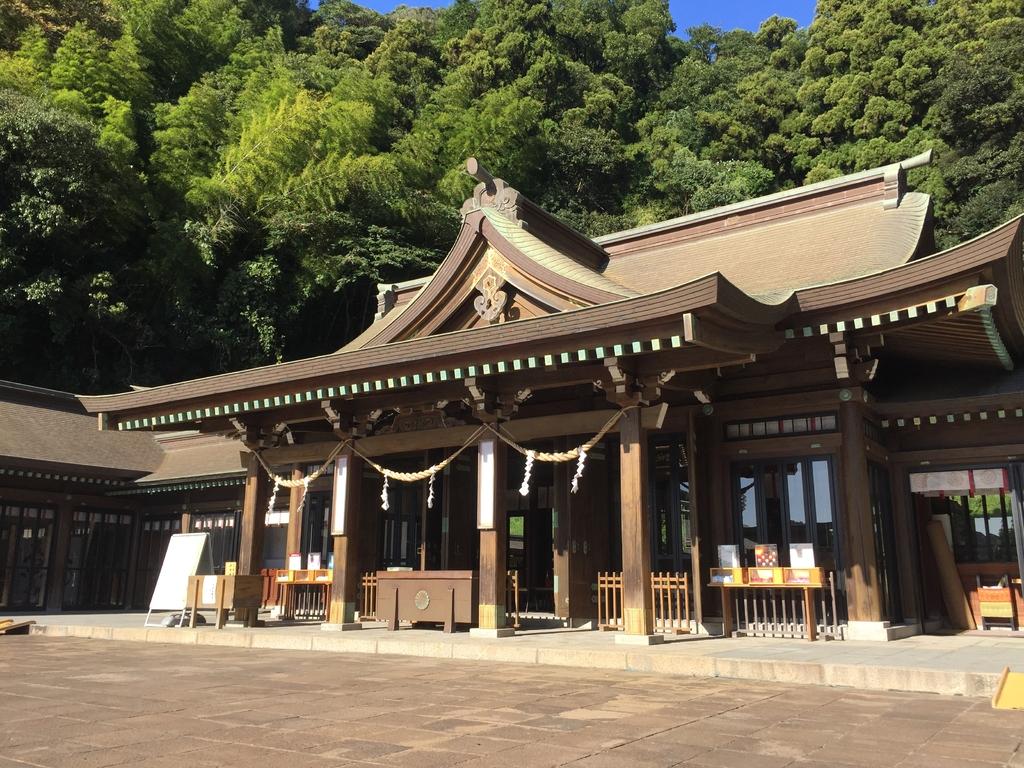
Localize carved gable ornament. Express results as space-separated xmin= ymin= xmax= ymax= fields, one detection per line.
xmin=473 ymin=273 xmax=508 ymax=324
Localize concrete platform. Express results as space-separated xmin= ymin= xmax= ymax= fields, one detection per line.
xmin=21 ymin=611 xmax=1024 ymax=698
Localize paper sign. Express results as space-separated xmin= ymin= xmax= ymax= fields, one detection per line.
xmin=202 ymin=575 xmax=218 ymax=605
xmin=308 ymin=552 xmax=321 ymax=569
xmin=288 ymin=552 xmax=302 ymax=570
xmin=718 ymin=545 xmax=740 ymax=568
xmin=789 ymin=543 xmax=815 ymax=568
xmin=754 ymin=543 xmax=778 ymax=567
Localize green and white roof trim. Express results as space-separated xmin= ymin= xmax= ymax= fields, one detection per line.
xmin=882 ymin=407 xmax=1024 ymax=430
xmin=0 ymin=466 xmax=128 ymax=486
xmin=114 ymin=335 xmax=690 ymax=431
xmin=784 ymin=284 xmax=1014 ymax=372
xmin=108 ymin=476 xmax=246 ymax=496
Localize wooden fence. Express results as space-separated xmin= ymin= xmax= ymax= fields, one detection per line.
xmin=506 ymin=570 xmax=521 ymax=629
xmin=651 ymin=571 xmax=690 ymax=634
xmin=360 ymin=572 xmax=377 ymax=620
xmin=597 ymin=572 xmax=624 ymax=630
xmin=598 ymin=571 xmax=692 ymax=634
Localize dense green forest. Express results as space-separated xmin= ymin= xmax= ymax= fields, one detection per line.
xmin=1 ymin=0 xmax=1022 ymax=392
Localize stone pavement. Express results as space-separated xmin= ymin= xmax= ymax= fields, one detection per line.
xmin=3 ymin=635 xmax=1024 ymax=768
xmin=23 ymin=612 xmax=1024 ymax=698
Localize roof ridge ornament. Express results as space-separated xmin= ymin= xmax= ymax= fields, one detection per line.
xmin=462 ymin=157 xmax=522 ymax=223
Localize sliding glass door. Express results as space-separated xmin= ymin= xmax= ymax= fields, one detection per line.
xmin=732 ymin=458 xmax=838 ymax=571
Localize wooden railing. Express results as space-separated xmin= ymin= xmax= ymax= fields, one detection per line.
xmin=598 ymin=571 xmax=692 ymax=633
xmin=652 ymin=571 xmax=690 ymax=634
xmin=360 ymin=572 xmax=378 ymax=620
xmin=506 ymin=570 xmax=521 ymax=629
xmin=287 ymin=583 xmax=330 ymax=621
xmin=726 ymin=572 xmax=841 ymax=640
xmin=597 ymin=572 xmax=623 ymax=630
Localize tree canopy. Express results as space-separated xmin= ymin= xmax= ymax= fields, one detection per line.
xmin=1 ymin=0 xmax=1022 ymax=391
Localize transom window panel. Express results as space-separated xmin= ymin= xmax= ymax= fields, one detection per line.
xmin=725 ymin=413 xmax=837 ymax=441
xmin=929 ymin=491 xmax=1017 ymax=564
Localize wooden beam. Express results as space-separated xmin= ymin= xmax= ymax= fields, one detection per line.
xmin=328 ymin=449 xmax=364 ymax=625
xmin=683 ymin=313 xmax=782 ymax=355
xmin=285 ymin=465 xmax=304 ymax=559
xmin=261 ymin=406 xmax=671 ymax=463
xmin=686 ymin=411 xmax=703 ymax=630
xmin=838 ymin=401 xmax=882 ymax=623
xmin=465 ymin=377 xmax=499 ymax=422
xmin=619 ymin=408 xmax=653 ymax=635
xmin=477 ymin=438 xmax=508 ymax=629
xmin=238 ymin=452 xmax=270 ymax=577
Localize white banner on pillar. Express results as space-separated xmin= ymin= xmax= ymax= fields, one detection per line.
xmin=478 ymin=438 xmax=496 ymax=529
xmin=331 ymin=452 xmax=349 ymax=535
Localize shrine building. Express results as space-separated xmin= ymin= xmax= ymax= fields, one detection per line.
xmin=4 ymin=150 xmax=1024 ymax=642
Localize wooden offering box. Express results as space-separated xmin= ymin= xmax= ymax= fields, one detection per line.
xmin=376 ymin=570 xmax=479 ymax=633
xmin=185 ymin=574 xmax=263 ymax=628
xmin=709 ymin=567 xmax=746 ymax=585
xmin=783 ymin=567 xmax=825 ymax=586
xmin=277 ymin=569 xmax=332 ymax=584
xmin=747 ymin=567 xmax=784 ymax=585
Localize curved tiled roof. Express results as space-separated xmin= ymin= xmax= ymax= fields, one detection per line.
xmin=0 ymin=385 xmax=164 ymax=475
xmin=603 ymin=192 xmax=931 ymax=303
xmin=479 ymin=208 xmax=636 ymax=299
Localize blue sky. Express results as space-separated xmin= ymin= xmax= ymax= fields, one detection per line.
xmin=672 ymin=0 xmax=816 ymax=32
xmin=312 ymin=1 xmax=819 ymax=32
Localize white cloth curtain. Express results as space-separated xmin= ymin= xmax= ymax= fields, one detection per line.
xmin=909 ymin=468 xmax=1009 ymax=496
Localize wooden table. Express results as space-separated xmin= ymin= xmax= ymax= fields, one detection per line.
xmin=376 ymin=570 xmax=478 ymax=633
xmin=275 ymin=570 xmax=332 ymax=621
xmin=185 ymin=575 xmax=263 ymax=628
xmin=712 ymin=567 xmax=826 ymax=642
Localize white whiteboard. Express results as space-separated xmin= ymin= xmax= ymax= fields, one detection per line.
xmin=149 ymin=533 xmax=213 ymax=613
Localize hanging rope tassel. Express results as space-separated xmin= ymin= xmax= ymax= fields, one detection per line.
xmin=267 ymin=478 xmax=280 ymax=516
xmin=296 ymin=476 xmax=310 ymax=511
xmin=519 ymin=450 xmax=535 ymax=497
xmin=571 ymin=448 xmax=587 ymax=494
xmin=381 ymin=474 xmax=390 ymax=511
xmin=427 ymin=471 xmax=436 ymax=509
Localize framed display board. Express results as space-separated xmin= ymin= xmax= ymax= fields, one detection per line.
xmin=144 ymin=532 xmax=213 ymax=627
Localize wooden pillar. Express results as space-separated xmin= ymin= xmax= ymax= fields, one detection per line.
xmin=839 ymin=401 xmax=883 ymax=622
xmin=419 ymin=450 xmax=429 ymax=571
xmin=477 ymin=438 xmax=508 ymax=630
xmin=687 ymin=410 xmax=704 ymax=630
xmin=285 ymin=465 xmax=304 ymax=559
xmin=46 ymin=500 xmax=74 ymax=611
xmin=237 ymin=452 xmax=269 ymax=576
xmin=328 ymin=449 xmax=363 ymax=624
xmin=552 ymin=438 xmax=571 ymax=619
xmin=619 ymin=408 xmax=654 ymax=636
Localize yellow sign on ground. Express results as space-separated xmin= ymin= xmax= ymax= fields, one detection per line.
xmin=992 ymin=667 xmax=1024 ymax=710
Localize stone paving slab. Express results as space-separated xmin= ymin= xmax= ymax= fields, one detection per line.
xmin=23 ymin=612 xmax=1024 ymax=698
xmin=2 ymin=636 xmax=1024 ymax=768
